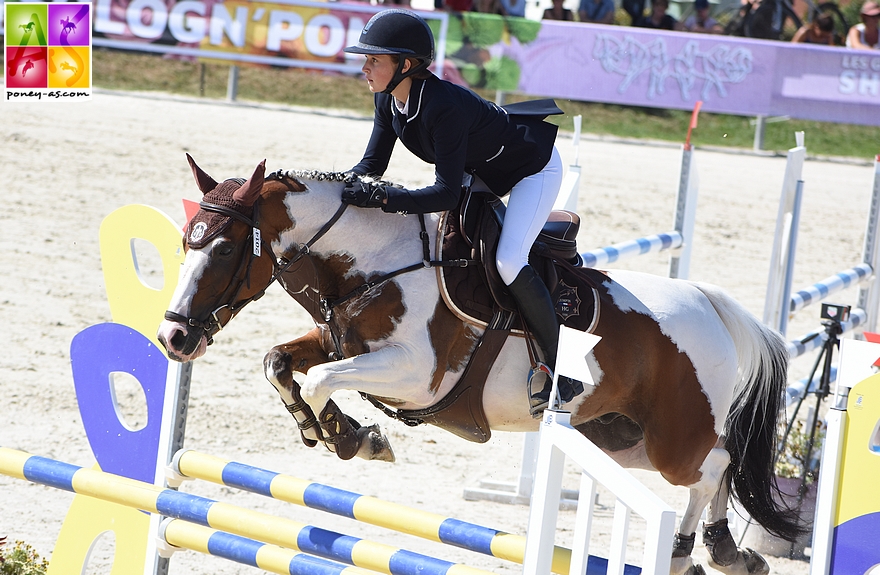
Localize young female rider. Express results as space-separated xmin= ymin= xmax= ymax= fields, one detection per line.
xmin=342 ymin=9 xmax=582 ymax=415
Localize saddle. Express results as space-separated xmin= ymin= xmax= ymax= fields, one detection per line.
xmin=390 ymin=189 xmax=605 ymax=443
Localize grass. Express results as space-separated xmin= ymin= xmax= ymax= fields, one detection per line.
xmin=92 ymin=48 xmax=879 ymax=161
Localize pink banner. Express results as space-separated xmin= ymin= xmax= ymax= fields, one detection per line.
xmin=15 ymin=0 xmax=875 ymax=126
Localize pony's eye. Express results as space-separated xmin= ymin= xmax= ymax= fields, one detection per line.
xmin=216 ymin=243 xmax=235 ymax=257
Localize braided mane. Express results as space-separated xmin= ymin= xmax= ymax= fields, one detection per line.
xmin=267 ymin=169 xmax=401 ymax=188
xmin=269 ymin=169 xmax=350 ymax=183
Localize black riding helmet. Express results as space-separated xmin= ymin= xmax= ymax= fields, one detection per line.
xmin=344 ymin=9 xmax=435 ymax=94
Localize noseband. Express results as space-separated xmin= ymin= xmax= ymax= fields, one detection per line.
xmin=164 ymin=189 xmax=350 ymax=345
xmin=165 ymin=173 xmax=474 ymax=356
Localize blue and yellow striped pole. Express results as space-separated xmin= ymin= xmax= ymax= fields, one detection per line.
xmin=159 ymin=519 xmax=376 ymax=575
xmin=0 ymin=448 xmax=497 ymax=575
xmin=173 ymin=449 xmax=572 ymax=574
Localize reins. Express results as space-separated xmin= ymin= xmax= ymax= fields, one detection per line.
xmin=169 ymin=176 xmax=476 ymax=351
xmin=165 ymin=196 xmax=349 ymax=343
xmin=318 ymin=214 xmax=474 ymax=322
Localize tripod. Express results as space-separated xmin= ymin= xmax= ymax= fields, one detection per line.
xmin=777 ymin=316 xmax=843 ymax=555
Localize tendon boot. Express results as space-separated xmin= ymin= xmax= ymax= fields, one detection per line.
xmin=508 ymin=266 xmax=584 ymax=417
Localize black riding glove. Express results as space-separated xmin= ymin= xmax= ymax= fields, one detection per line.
xmin=342 ymin=181 xmax=387 ymax=209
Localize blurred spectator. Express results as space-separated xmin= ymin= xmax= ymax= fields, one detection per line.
xmin=623 ymin=0 xmax=646 ymax=25
xmin=443 ymin=0 xmax=474 ymax=11
xmin=846 ymin=0 xmax=880 ymax=49
xmin=791 ymin=13 xmax=835 ymax=45
xmin=499 ymin=0 xmax=527 ymax=17
xmin=474 ymin=0 xmax=503 ymax=12
xmin=634 ymin=0 xmax=686 ymax=30
xmin=543 ymin=0 xmax=576 ymax=20
xmin=683 ymin=0 xmax=722 ymax=33
xmin=382 ymin=0 xmax=412 ymax=6
xmin=579 ymin=0 xmax=615 ymax=23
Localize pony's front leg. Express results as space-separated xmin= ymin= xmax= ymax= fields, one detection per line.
xmin=263 ymin=328 xmax=333 ymax=449
xmin=264 ymin=328 xmax=394 ymax=462
xmin=300 ymin=344 xmax=432 ymax=416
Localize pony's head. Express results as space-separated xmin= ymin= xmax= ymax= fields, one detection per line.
xmin=158 ymin=154 xmax=278 ymax=362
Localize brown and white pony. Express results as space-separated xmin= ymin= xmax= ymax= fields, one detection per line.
xmin=158 ymin=156 xmax=801 ymax=575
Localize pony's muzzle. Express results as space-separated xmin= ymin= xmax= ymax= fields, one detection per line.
xmin=158 ymin=321 xmax=207 ymax=361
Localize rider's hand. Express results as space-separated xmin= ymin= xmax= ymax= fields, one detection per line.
xmin=342 ymin=180 xmax=387 ymax=209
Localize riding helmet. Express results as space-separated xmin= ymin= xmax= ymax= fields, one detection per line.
xmin=344 ymin=9 xmax=435 ymax=94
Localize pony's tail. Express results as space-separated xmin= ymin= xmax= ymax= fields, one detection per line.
xmin=695 ymin=283 xmax=805 ymax=542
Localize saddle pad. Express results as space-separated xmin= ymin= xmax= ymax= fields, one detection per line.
xmin=436 ymin=211 xmax=601 ymax=334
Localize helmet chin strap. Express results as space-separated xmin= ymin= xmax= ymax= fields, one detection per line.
xmin=381 ymin=57 xmax=430 ymax=95
xmin=381 ymin=57 xmax=409 ymax=95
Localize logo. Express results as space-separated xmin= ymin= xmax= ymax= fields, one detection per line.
xmin=190 ymin=222 xmax=208 ymax=243
xmin=555 ymin=279 xmax=581 ymax=321
xmin=4 ymin=3 xmax=92 ymax=102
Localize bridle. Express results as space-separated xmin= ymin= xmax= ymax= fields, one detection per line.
xmin=163 ymin=185 xmax=350 ymax=345
xmin=165 ymin=173 xmax=474 ymax=356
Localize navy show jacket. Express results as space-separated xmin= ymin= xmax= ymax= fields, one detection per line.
xmin=351 ymin=75 xmax=559 ymax=214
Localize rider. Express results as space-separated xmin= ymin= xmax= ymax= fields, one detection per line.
xmin=341 ymin=8 xmax=583 ymax=415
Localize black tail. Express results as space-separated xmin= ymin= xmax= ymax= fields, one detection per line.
xmin=724 ymin=320 xmax=806 ymax=541
xmin=696 ymin=283 xmax=806 ymax=542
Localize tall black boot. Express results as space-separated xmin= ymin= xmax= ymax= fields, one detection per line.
xmin=508 ymin=266 xmax=584 ymax=416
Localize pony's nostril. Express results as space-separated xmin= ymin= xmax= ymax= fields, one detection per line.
xmin=169 ymin=328 xmax=188 ymax=351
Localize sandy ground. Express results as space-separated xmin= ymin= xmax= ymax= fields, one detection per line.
xmin=1 ymin=90 xmax=876 ymax=575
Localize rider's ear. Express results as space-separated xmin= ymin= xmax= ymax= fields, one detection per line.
xmin=186 ymin=153 xmax=219 ymax=195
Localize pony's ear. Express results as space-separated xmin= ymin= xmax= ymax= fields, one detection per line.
xmin=233 ymin=159 xmax=266 ymax=207
xmin=186 ymin=153 xmax=219 ymax=195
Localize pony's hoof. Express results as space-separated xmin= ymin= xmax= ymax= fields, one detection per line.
xmin=707 ymin=548 xmax=769 ymax=575
xmin=356 ymin=424 xmax=395 ymax=462
xmin=741 ymin=548 xmax=770 ymax=575
xmin=670 ymin=557 xmax=706 ymax=575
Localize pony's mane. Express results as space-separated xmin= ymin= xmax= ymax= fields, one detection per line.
xmin=270 ymin=169 xmax=350 ymax=183
xmin=268 ymin=169 xmax=402 ymax=189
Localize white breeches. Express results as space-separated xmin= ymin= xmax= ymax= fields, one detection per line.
xmin=495 ymin=145 xmax=563 ymax=286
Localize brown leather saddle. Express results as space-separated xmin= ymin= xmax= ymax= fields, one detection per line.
xmin=388 ymin=189 xmax=606 ymax=443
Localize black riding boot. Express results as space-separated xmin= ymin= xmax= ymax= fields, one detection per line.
xmin=508 ymin=266 xmax=584 ymax=416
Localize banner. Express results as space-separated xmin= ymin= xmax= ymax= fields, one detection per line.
xmin=501 ymin=21 xmax=880 ymax=127
xmin=3 ymin=0 xmax=877 ymax=127
xmin=85 ymin=0 xmax=447 ymax=74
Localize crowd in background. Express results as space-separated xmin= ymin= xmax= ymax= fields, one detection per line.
xmin=383 ymin=0 xmax=879 ymax=49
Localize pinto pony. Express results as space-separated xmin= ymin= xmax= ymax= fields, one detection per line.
xmin=158 ymin=156 xmax=801 ymax=575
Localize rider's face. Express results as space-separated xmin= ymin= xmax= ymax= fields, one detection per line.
xmin=361 ymin=54 xmax=396 ymax=93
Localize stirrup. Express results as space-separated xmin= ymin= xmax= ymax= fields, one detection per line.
xmin=527 ymin=363 xmax=586 ymax=418
xmin=528 ymin=362 xmax=553 ymax=418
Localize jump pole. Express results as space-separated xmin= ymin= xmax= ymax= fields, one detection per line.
xmin=0 ymin=447 xmax=499 ymax=575
xmin=464 ymin=104 xmax=701 ymax=509
xmin=765 ymin=148 xmax=880 ymax=358
xmin=167 ymin=449 xmax=573 ymax=575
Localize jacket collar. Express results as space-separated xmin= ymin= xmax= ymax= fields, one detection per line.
xmin=390 ymin=78 xmax=427 ymax=125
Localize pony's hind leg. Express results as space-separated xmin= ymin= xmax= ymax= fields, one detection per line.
xmin=702 ymin=477 xmax=770 ymax=575
xmin=671 ymin=447 xmax=731 ymax=575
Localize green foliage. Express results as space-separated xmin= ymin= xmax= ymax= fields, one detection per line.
xmin=0 ymin=538 xmax=49 ymax=575
xmin=461 ymin=12 xmax=507 ymax=46
xmin=775 ymin=419 xmax=825 ymax=482
xmin=505 ymin=17 xmax=541 ymax=44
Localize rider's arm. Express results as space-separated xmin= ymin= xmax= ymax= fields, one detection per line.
xmin=351 ymin=95 xmax=397 ymax=178
xmin=381 ymin=104 xmax=469 ymax=214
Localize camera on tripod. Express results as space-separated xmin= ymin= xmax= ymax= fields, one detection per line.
xmin=820 ymin=303 xmax=851 ymax=324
